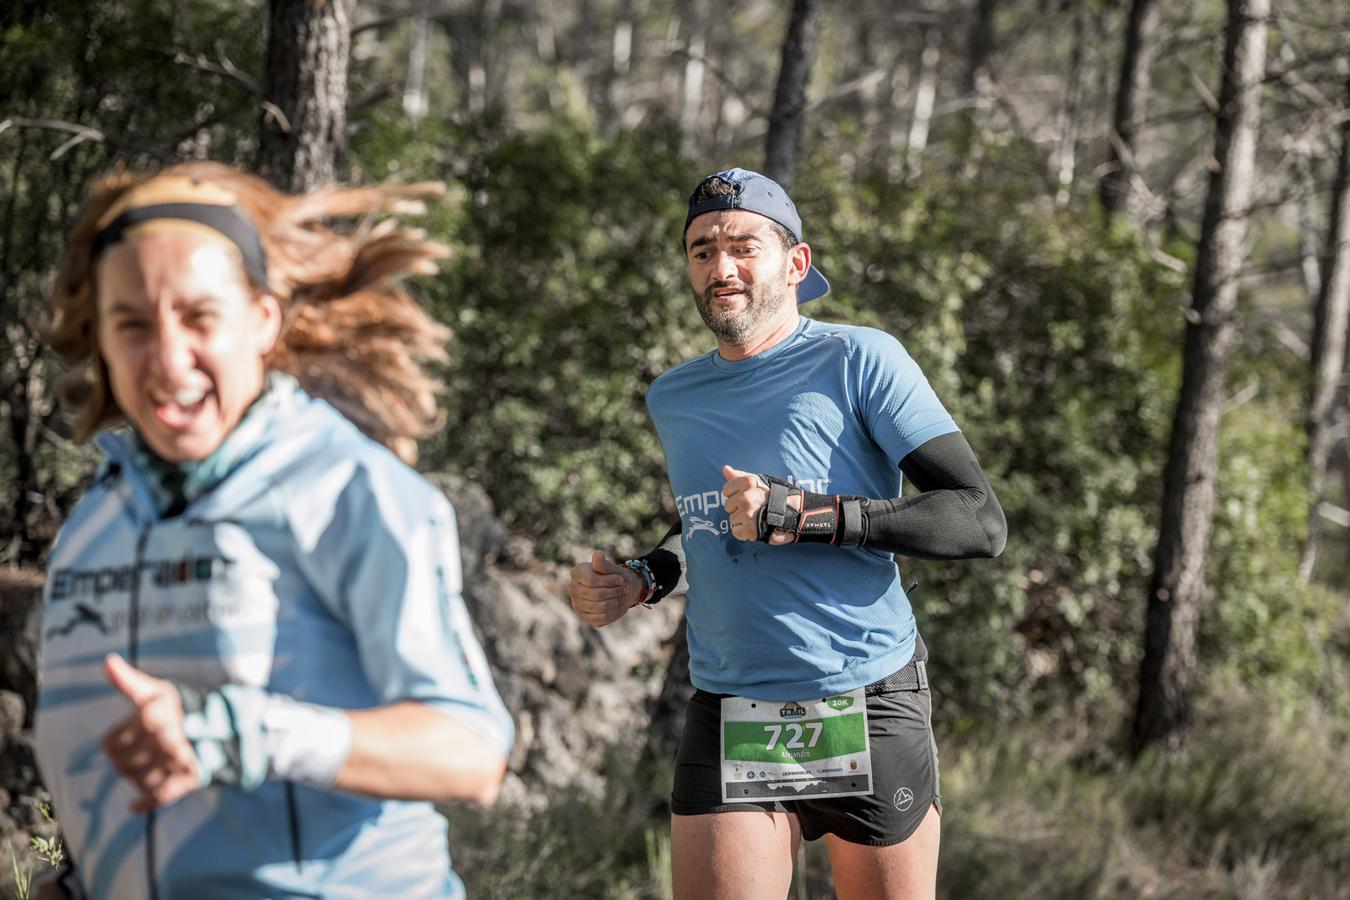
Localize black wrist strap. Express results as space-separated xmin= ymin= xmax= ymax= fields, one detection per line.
xmin=757 ymin=474 xmax=798 ymax=540
xmin=764 ymin=477 xmax=792 ymax=531
xmin=840 ymin=497 xmax=867 ymax=546
xmin=756 ymin=473 xmax=869 ymax=546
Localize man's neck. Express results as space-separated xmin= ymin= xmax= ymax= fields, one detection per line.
xmin=716 ymin=309 xmax=801 ymax=361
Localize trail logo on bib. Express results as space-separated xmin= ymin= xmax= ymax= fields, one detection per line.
xmin=779 ymin=702 xmax=807 ymax=719
xmin=893 ymin=787 xmax=914 ymax=811
xmin=825 ymin=696 xmax=854 ymax=711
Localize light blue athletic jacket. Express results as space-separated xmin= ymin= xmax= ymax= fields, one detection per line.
xmin=35 ymin=377 xmax=513 ymax=899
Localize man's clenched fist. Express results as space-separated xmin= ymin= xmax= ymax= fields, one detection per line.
xmin=568 ymin=550 xmax=643 ymax=627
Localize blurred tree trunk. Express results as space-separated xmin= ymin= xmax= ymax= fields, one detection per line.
xmin=1300 ymin=77 xmax=1350 ymax=581
xmin=854 ymin=12 xmax=881 ymax=139
xmin=1131 ymin=0 xmax=1269 ymax=757
xmin=904 ymin=28 xmax=942 ymax=179
xmin=677 ymin=0 xmax=706 ymax=157
xmin=597 ymin=0 xmax=635 ymax=135
xmin=872 ymin=22 xmax=911 ymax=172
xmin=764 ymin=0 xmax=824 ymax=190
xmin=955 ymin=0 xmax=997 ymax=165
xmin=402 ymin=4 xmax=431 ymax=125
xmin=472 ymin=0 xmax=504 ymax=113
xmin=1100 ymin=0 xmax=1160 ymax=219
xmin=1054 ymin=0 xmax=1088 ymax=206
xmin=963 ymin=0 xmax=996 ymax=102
xmin=1343 ymin=441 xmax=1350 ymax=577
xmin=1295 ymin=151 xmax=1322 ymax=303
xmin=257 ymin=0 xmax=352 ymax=191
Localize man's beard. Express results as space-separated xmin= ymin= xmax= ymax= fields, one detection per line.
xmin=694 ymin=279 xmax=793 ymax=345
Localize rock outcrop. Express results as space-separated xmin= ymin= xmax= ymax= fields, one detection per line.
xmin=429 ymin=473 xmax=683 ymax=804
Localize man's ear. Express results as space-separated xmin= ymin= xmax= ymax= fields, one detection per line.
xmin=785 ymin=242 xmax=811 ymax=287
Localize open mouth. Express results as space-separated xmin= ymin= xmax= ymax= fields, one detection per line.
xmin=149 ymin=386 xmax=210 ymax=428
xmin=710 ymin=287 xmax=747 ymax=303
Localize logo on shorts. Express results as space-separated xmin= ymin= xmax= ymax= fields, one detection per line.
xmin=893 ymin=787 xmax=914 ymax=812
xmin=779 ymin=702 xmax=807 ymax=719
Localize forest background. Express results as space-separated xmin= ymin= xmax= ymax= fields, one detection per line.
xmin=2 ymin=0 xmax=1349 ymax=897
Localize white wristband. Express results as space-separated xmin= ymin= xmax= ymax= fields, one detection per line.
xmin=262 ymin=693 xmax=353 ymax=788
xmin=179 ymin=684 xmax=353 ymax=790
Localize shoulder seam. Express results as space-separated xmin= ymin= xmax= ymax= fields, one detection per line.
xmin=650 ymin=350 xmax=716 ymax=388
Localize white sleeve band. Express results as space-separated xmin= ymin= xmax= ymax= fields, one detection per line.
xmin=261 ymin=693 xmax=354 ymax=788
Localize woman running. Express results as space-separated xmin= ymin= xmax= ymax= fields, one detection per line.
xmin=33 ymin=163 xmax=511 ymax=898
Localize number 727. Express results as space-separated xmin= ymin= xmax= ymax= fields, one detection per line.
xmin=763 ymin=722 xmax=822 ymax=751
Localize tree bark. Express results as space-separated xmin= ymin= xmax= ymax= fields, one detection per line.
xmin=1100 ymin=0 xmax=1160 ymax=219
xmin=1131 ymin=0 xmax=1269 ymax=758
xmin=1300 ymin=77 xmax=1350 ymax=581
xmin=257 ymin=0 xmax=353 ymax=192
xmin=597 ymin=0 xmax=635 ymax=135
xmin=1055 ymin=0 xmax=1088 ymax=206
xmin=764 ymin=0 xmax=824 ymax=190
xmin=963 ymin=0 xmax=997 ymax=102
xmin=904 ymin=28 xmax=942 ymax=179
xmin=1295 ymin=151 xmax=1323 ymax=303
xmin=402 ymin=4 xmax=431 ymax=124
xmin=954 ymin=0 xmax=997 ymax=167
xmin=677 ymin=0 xmax=706 ymax=157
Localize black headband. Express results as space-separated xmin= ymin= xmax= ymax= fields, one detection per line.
xmin=90 ymin=201 xmax=269 ymax=287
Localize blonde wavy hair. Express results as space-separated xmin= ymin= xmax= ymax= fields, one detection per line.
xmin=46 ymin=161 xmax=452 ymax=463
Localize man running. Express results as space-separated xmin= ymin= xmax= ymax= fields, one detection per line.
xmin=568 ymin=168 xmax=1005 ymax=899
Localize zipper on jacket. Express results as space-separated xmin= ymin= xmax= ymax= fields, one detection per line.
xmin=128 ymin=526 xmax=150 ymax=666
xmin=285 ymin=782 xmax=304 ymax=871
xmin=127 ymin=525 xmax=159 ymax=900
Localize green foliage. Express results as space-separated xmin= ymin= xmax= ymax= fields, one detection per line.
xmin=444 ymin=687 xmax=1350 ymax=899
xmin=0 ymin=0 xmax=264 ymax=562
xmin=28 ymin=802 xmax=62 ymax=871
xmin=9 ymin=844 xmax=31 ymax=900
xmin=349 ymin=117 xmax=1339 ymax=725
xmin=791 ymin=149 xmax=1188 ymax=721
xmin=351 ymin=115 xmax=706 ymax=554
xmin=938 ymin=689 xmax=1350 ymax=899
xmin=6 ymin=800 xmax=63 ymax=900
xmin=444 ymin=750 xmax=675 ymax=900
xmin=1126 ymin=679 xmax=1350 ymax=894
xmin=25 ymin=836 xmax=60 ymax=872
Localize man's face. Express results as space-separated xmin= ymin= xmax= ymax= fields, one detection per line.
xmin=684 ymin=210 xmax=802 ymax=345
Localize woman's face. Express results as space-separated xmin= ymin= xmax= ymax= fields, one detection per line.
xmin=96 ymin=232 xmax=280 ymax=462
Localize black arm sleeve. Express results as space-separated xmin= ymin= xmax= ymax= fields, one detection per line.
xmin=865 ymin=431 xmax=1007 ymax=559
xmin=636 ymin=431 xmax=1005 ymax=597
xmin=638 ymin=520 xmax=688 ymax=602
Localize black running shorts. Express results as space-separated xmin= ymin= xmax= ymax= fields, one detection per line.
xmin=670 ymin=649 xmax=941 ymax=846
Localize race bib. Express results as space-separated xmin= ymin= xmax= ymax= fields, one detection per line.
xmin=719 ymin=689 xmax=872 ymax=803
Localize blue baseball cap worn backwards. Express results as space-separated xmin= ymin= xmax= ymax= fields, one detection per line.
xmin=684 ymin=167 xmax=830 ymax=304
